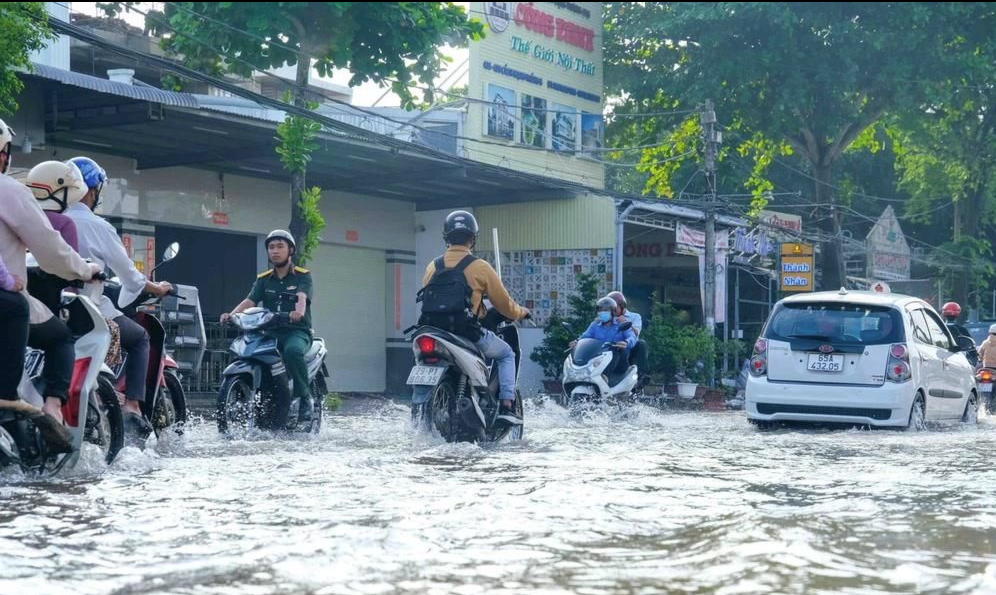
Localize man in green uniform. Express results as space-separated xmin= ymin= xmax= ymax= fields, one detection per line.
xmin=222 ymin=230 xmax=313 ymax=427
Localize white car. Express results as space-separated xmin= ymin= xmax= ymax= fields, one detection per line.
xmin=745 ymin=289 xmax=979 ymax=429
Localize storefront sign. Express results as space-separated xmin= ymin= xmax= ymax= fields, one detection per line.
xmin=780 ymin=243 xmax=814 ymax=292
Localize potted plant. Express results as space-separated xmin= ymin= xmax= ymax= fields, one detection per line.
xmin=642 ymin=294 xmax=715 ymax=397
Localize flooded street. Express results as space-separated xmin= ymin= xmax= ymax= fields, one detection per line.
xmin=2 ymin=400 xmax=996 ymax=595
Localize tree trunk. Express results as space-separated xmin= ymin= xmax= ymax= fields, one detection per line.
xmin=288 ymin=58 xmax=311 ymax=263
xmin=813 ymin=164 xmax=846 ymax=290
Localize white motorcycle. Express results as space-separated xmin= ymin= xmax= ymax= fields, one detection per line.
xmin=407 ymin=310 xmax=526 ymax=444
xmin=558 ymin=321 xmax=639 ymax=409
xmin=0 ymin=259 xmax=124 ymax=474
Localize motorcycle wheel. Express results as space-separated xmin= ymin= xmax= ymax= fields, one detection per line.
xmin=308 ymin=380 xmax=323 ymax=434
xmin=94 ymin=375 xmax=125 ymax=464
xmin=153 ymin=371 xmax=188 ymax=437
xmin=217 ymin=375 xmax=256 ymax=436
xmin=418 ymin=378 xmax=457 ymax=441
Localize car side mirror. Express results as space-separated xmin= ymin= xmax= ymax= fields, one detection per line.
xmin=954 ymin=336 xmax=975 ymax=353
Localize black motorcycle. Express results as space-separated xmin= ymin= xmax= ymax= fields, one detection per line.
xmin=216 ymin=295 xmax=329 ymax=436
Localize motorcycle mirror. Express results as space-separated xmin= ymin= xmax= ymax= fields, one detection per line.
xmin=162 ymin=242 xmax=180 ymax=262
xmin=619 ymin=321 xmax=633 ymax=332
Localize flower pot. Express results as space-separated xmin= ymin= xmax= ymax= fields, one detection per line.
xmin=676 ymin=382 xmax=697 ymax=399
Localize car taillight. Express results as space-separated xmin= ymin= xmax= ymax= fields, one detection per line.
xmin=416 ymin=336 xmax=436 ymax=354
xmin=749 ymin=338 xmax=767 ymax=377
xmin=886 ymin=343 xmax=911 ymax=383
xmin=62 ymin=357 xmax=91 ymax=428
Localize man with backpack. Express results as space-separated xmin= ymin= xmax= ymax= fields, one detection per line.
xmin=418 ymin=211 xmax=529 ymax=425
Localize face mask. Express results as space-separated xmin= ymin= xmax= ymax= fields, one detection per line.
xmin=597 ymin=311 xmax=612 ymax=323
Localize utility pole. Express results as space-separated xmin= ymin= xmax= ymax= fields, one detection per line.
xmin=701 ymin=100 xmax=721 ymax=387
xmin=701 ymin=100 xmax=719 ymax=336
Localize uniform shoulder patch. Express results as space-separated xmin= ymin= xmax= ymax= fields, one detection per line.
xmin=257 ymin=269 xmax=274 ymax=278
xmin=293 ymin=266 xmax=310 ymax=274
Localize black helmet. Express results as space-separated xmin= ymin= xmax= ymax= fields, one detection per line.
xmin=443 ymin=210 xmax=479 ymax=244
xmin=597 ymin=296 xmax=618 ymax=315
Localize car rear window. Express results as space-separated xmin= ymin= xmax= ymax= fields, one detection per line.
xmin=765 ymin=302 xmax=905 ymax=345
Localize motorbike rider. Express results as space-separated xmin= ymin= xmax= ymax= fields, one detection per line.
xmin=941 ymin=301 xmax=978 ymax=366
xmin=607 ymin=290 xmax=650 ymax=388
xmin=977 ymin=324 xmax=996 ymax=369
xmin=0 ymin=118 xmax=102 ymax=451
xmin=23 ymin=160 xmax=86 ymax=313
xmin=66 ymin=156 xmax=172 ymax=441
xmin=574 ymin=297 xmax=637 ymax=378
xmin=420 ymin=211 xmax=530 ymax=425
xmin=221 ymin=230 xmax=313 ymax=428
xmin=21 ymin=161 xmax=97 ymax=435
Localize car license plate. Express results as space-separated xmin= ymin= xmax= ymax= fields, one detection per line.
xmin=807 ymin=353 xmax=844 ymax=372
xmin=980 ymin=382 xmax=993 ymax=393
xmin=406 ymin=365 xmax=446 ymax=386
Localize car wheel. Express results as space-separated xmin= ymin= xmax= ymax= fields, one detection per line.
xmin=906 ymin=393 xmax=926 ymax=431
xmin=962 ymin=391 xmax=978 ymax=425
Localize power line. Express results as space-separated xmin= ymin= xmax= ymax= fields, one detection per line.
xmin=119 ymin=2 xmax=701 ymax=122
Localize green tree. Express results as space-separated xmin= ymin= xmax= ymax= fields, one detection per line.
xmin=888 ymin=43 xmax=996 ymax=307
xmin=103 ymin=2 xmax=482 ymax=264
xmin=531 ymin=273 xmax=601 ymax=379
xmin=604 ymin=2 xmax=986 ymax=290
xmin=0 ymin=3 xmax=57 ymax=115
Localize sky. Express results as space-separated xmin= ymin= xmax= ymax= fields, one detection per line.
xmin=69 ymin=1 xmax=472 ymax=107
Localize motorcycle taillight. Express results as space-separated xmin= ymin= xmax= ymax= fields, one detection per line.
xmin=417 ymin=336 xmax=436 ymax=354
xmin=63 ymin=357 xmax=92 ymax=429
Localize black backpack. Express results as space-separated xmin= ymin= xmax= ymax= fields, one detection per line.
xmin=417 ymin=254 xmax=482 ymax=340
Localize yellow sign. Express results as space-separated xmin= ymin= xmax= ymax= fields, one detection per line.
xmin=781 ymin=242 xmax=814 ymax=257
xmin=780 ymin=242 xmax=814 ymax=292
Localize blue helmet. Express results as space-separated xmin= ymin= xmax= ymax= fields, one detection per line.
xmin=67 ymin=156 xmax=107 ymax=210
xmin=68 ymin=156 xmax=106 ymax=190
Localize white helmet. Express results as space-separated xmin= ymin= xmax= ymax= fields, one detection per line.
xmin=0 ymin=117 xmax=14 ymax=174
xmin=23 ymin=160 xmax=88 ymax=213
xmin=265 ymin=229 xmax=296 ymax=250
xmin=989 ymin=323 xmax=996 ymax=335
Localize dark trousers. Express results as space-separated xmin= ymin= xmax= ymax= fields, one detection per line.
xmin=115 ymin=315 xmax=150 ymax=402
xmin=629 ymin=340 xmax=649 ymax=375
xmin=28 ymin=317 xmax=75 ymax=403
xmin=0 ymin=291 xmax=29 ymax=400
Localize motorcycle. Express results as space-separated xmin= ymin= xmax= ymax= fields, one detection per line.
xmin=558 ymin=321 xmax=638 ymax=410
xmin=976 ymin=367 xmax=996 ymax=414
xmin=1 ymin=263 xmax=124 ymax=473
xmin=407 ymin=310 xmax=525 ymax=443
xmin=101 ymin=242 xmax=187 ymax=439
xmin=216 ymin=297 xmax=329 ymax=436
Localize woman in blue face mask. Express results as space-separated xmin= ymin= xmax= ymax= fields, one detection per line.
xmin=578 ymin=296 xmax=638 ymax=376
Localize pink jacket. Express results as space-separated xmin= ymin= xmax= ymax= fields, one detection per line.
xmin=0 ymin=175 xmax=92 ymax=323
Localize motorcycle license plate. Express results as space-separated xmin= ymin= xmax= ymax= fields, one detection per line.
xmin=406 ymin=365 xmax=445 ymax=386
xmin=981 ymin=383 xmax=993 ymax=393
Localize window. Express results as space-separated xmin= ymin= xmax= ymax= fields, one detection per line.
xmin=767 ymin=302 xmax=904 ymax=345
xmin=909 ymin=310 xmax=933 ymax=346
xmin=921 ymin=309 xmax=952 ymax=349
